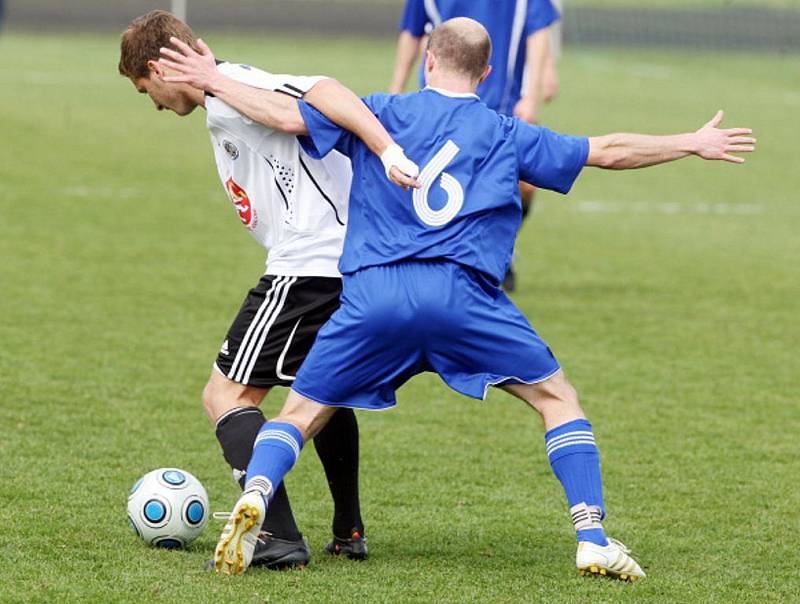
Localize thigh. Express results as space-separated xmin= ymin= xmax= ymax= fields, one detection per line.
xmin=215 ymin=274 xmax=342 ymax=388
xmin=427 ymin=269 xmax=560 ymax=400
xmin=292 ymin=266 xmax=428 ymax=410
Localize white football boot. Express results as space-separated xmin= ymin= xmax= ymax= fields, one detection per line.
xmin=576 ymin=537 xmax=646 ymax=582
xmin=213 ymin=489 xmax=266 ymax=575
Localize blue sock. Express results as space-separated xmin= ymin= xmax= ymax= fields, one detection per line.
xmin=244 ymin=421 xmax=304 ymax=504
xmin=545 ymin=418 xmax=608 ymax=546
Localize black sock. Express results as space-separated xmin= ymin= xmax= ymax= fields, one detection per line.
xmin=215 ymin=406 xmax=302 ymax=541
xmin=312 ymin=408 xmax=364 ymax=538
xmin=521 ymin=198 xmax=532 ymax=221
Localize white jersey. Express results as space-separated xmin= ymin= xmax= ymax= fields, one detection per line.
xmin=206 ymin=63 xmax=352 ymax=277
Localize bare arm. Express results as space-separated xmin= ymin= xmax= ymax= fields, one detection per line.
xmin=389 ymin=31 xmax=423 ymax=94
xmin=513 ymin=28 xmax=550 ymax=124
xmin=587 ymin=111 xmax=756 ymax=169
xmin=160 ymin=38 xmax=307 ymax=133
xmin=541 ymin=40 xmax=559 ymax=103
xmin=160 ymin=38 xmax=419 ymax=187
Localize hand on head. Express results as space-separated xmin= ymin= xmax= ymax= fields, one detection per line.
xmin=159 ymin=37 xmax=219 ymax=91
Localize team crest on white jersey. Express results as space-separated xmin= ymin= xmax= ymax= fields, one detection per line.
xmin=225 ymin=177 xmax=258 ymax=229
xmin=222 ymin=140 xmax=239 ymax=160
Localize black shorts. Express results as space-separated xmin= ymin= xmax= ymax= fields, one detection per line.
xmin=214 ymin=274 xmax=342 ymax=388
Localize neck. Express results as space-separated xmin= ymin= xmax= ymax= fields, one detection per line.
xmin=426 ymin=71 xmax=477 ymax=95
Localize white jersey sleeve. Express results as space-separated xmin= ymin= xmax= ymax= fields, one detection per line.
xmin=207 ymin=64 xmax=325 ymax=156
xmin=205 ymin=63 xmax=351 ymax=278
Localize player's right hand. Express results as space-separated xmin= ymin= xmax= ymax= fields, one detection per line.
xmin=159 ymin=37 xmax=220 ymax=92
xmin=389 ymin=166 xmax=421 ymax=191
xmin=381 ymin=144 xmax=421 ymax=190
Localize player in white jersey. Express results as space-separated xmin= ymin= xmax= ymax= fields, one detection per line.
xmin=118 ymin=10 xmax=419 ymax=568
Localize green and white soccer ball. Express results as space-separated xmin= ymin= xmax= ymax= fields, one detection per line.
xmin=127 ymin=468 xmax=209 ymax=548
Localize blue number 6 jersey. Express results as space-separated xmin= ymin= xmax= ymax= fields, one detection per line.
xmin=298 ymin=87 xmax=588 ymax=285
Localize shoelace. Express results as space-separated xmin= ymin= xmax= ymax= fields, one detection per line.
xmin=607 ymin=537 xmax=631 ymax=554
xmin=212 ymin=511 xmax=232 ymax=520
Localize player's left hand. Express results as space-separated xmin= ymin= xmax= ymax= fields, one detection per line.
xmin=694 ymin=110 xmax=756 ymax=164
xmin=513 ymin=97 xmax=538 ymax=124
xmin=159 ymin=37 xmax=220 ymax=91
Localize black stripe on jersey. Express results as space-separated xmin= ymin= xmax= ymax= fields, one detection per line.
xmin=282 ymin=83 xmax=305 ymax=97
xmin=276 ymin=85 xmax=303 ymax=99
xmin=298 ymin=154 xmax=345 ymax=226
xmin=262 ymin=155 xmax=290 ymax=209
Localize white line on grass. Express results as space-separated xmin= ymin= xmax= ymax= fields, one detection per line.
xmin=573 ymin=200 xmax=764 ymax=215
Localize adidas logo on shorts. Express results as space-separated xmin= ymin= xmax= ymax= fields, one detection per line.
xmin=221 ymin=340 xmax=230 ymax=355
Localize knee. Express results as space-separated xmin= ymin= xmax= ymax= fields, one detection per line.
xmin=202 ymin=380 xmax=222 ymax=423
xmin=535 ymin=375 xmax=584 ymax=425
xmin=201 ymin=374 xmax=264 ymax=424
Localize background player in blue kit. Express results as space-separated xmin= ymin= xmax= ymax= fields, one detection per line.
xmin=390 ymin=0 xmax=562 ymax=291
xmin=161 ymin=17 xmax=756 ymax=580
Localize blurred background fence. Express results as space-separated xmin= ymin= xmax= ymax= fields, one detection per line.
xmin=4 ymin=0 xmax=799 ymax=52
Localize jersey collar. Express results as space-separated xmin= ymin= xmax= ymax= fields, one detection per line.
xmin=424 ymin=86 xmax=479 ymax=100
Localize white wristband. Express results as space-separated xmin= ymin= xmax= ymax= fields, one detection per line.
xmin=380 ymin=143 xmax=420 ymax=180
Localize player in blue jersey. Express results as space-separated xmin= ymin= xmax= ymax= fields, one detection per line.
xmin=160 ymin=18 xmax=755 ymax=580
xmin=390 ymin=0 xmax=563 ymax=292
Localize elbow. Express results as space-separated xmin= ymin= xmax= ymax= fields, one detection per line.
xmin=589 ymin=136 xmax=626 ymax=170
xmin=306 ymin=77 xmax=338 ymax=99
xmin=600 ymin=150 xmax=627 ymax=170
xmin=279 ymin=117 xmax=307 ymax=135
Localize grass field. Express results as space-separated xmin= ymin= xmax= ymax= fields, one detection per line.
xmin=1 ymin=30 xmax=799 ymax=603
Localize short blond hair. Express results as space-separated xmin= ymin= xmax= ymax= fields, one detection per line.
xmin=427 ymin=18 xmax=492 ymax=82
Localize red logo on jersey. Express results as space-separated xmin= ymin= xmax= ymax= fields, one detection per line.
xmin=225 ymin=177 xmax=254 ymax=227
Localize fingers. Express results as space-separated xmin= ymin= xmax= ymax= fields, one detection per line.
xmin=728 ymin=136 xmax=756 ymax=145
xmin=708 ymin=109 xmax=724 ymax=128
xmin=158 ymin=58 xmax=185 ymax=73
xmin=159 ymin=46 xmax=184 ymax=62
xmin=197 ymin=38 xmax=214 ymax=58
xmin=161 ymin=75 xmax=191 ymax=84
xmin=389 ymin=167 xmax=421 ymax=189
xmin=727 ymin=145 xmax=755 ymax=153
xmin=168 ymin=36 xmax=196 ymax=57
xmin=724 ymin=128 xmax=753 ymax=136
xmin=721 ymin=154 xmax=746 ymax=164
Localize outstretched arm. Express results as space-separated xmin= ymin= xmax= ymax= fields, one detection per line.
xmin=587 ymin=111 xmax=756 ymax=169
xmin=160 ymin=38 xmax=419 ymax=187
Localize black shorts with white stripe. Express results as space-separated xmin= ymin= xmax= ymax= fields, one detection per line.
xmin=214 ymin=274 xmax=342 ymax=388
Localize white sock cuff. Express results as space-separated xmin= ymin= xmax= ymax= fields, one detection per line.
xmin=570 ymin=502 xmax=604 ymax=531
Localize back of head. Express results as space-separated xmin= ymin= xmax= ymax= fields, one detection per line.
xmin=118 ymin=10 xmax=198 ymax=79
xmin=427 ymin=17 xmax=492 ymax=82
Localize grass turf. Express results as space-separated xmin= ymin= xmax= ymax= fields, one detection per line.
xmin=0 ymin=31 xmax=798 ymax=603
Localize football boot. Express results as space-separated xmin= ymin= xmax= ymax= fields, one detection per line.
xmin=213 ymin=490 xmax=265 ymax=575
xmin=576 ymin=537 xmax=646 ymax=582
xmin=323 ymin=528 xmax=368 ymax=561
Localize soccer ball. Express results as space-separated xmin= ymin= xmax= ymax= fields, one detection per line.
xmin=127 ymin=468 xmax=209 ymax=548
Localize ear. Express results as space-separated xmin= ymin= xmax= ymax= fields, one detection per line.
xmin=146 ymin=59 xmax=165 ymax=80
xmin=477 ymin=64 xmax=492 ymax=85
xmin=425 ymin=50 xmax=436 ymax=74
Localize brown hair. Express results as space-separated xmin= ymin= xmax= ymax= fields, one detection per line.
xmin=118 ymin=10 xmax=199 ymax=79
xmin=427 ymin=18 xmax=492 ymax=82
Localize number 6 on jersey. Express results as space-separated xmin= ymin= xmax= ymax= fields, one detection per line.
xmin=412 ymin=140 xmax=463 ymax=227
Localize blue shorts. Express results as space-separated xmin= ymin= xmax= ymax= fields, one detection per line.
xmin=292 ymin=261 xmax=560 ymax=410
